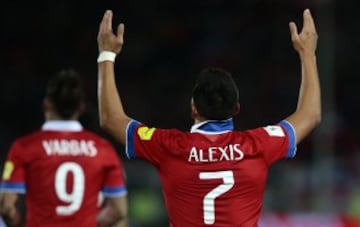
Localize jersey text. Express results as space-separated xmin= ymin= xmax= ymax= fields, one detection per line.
xmin=42 ymin=139 xmax=98 ymax=157
xmin=188 ymin=144 xmax=244 ymax=162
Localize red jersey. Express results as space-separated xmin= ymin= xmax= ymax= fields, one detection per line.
xmin=1 ymin=121 xmax=127 ymax=227
xmin=126 ymin=119 xmax=296 ymax=227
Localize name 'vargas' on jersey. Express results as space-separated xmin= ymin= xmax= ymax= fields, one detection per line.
xmin=188 ymin=144 xmax=244 ymax=162
xmin=42 ymin=139 xmax=97 ymax=156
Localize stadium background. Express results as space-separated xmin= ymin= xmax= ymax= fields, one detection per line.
xmin=1 ymin=0 xmax=359 ymax=226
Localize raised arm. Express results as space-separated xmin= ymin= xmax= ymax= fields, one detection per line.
xmin=97 ymin=10 xmax=131 ymax=144
xmin=285 ymin=9 xmax=321 ymax=144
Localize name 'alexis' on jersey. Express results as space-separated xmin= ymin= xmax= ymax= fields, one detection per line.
xmin=42 ymin=139 xmax=98 ymax=157
xmin=188 ymin=144 xmax=244 ymax=162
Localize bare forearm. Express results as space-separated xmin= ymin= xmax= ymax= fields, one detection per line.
xmin=97 ymin=209 xmax=127 ymax=227
xmin=297 ymin=53 xmax=321 ymax=116
xmin=286 ymin=52 xmax=321 ymax=142
xmin=98 ymin=62 xmax=130 ymax=143
xmin=98 ymin=61 xmax=124 ymax=119
xmin=2 ymin=208 xmax=22 ymax=227
xmin=0 ymin=193 xmax=22 ymax=227
xmin=112 ymin=218 xmax=128 ymax=227
xmin=97 ymin=197 xmax=128 ymax=227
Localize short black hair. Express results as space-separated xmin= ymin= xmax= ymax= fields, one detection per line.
xmin=46 ymin=69 xmax=85 ymax=119
xmin=192 ymin=67 xmax=239 ymax=120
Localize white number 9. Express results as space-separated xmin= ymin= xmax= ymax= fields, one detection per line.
xmin=55 ymin=162 xmax=85 ymax=216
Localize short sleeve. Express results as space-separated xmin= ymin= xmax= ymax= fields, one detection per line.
xmin=0 ymin=142 xmax=26 ymax=193
xmin=126 ymin=120 xmax=183 ymax=166
xmin=246 ymin=120 xmax=297 ymax=165
xmin=101 ymin=146 xmax=127 ymax=198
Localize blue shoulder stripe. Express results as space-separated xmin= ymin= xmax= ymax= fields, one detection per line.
xmin=126 ymin=120 xmax=141 ymax=159
xmin=279 ymin=120 xmax=297 ymax=158
xmin=0 ymin=182 xmax=26 ymax=194
xmin=102 ymin=186 xmax=127 ymax=197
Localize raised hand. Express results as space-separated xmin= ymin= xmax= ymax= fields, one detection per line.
xmin=97 ymin=10 xmax=125 ymax=54
xmin=289 ymin=9 xmax=318 ymax=55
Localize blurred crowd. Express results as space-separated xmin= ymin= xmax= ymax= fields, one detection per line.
xmin=1 ymin=0 xmax=359 ymax=226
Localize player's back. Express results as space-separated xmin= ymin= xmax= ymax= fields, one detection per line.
xmin=150 ymin=121 xmax=294 ymax=227
xmin=10 ymin=127 xmax=122 ymax=227
xmin=160 ymin=131 xmax=266 ymax=226
xmin=127 ymin=119 xmax=295 ymax=227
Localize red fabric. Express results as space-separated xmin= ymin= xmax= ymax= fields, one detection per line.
xmin=128 ymin=123 xmax=292 ymax=227
xmin=2 ymin=130 xmax=126 ymax=227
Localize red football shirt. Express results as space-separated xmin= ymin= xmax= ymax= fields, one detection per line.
xmin=126 ymin=119 xmax=296 ymax=227
xmin=1 ymin=121 xmax=127 ymax=227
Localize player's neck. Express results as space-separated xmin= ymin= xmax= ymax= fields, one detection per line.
xmin=194 ymin=117 xmax=208 ymax=124
xmin=45 ymin=111 xmax=78 ymax=121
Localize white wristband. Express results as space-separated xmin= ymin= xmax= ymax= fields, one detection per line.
xmin=97 ymin=51 xmax=117 ymax=63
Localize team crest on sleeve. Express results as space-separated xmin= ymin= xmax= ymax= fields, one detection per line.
xmin=264 ymin=125 xmax=285 ymax=137
xmin=2 ymin=161 xmax=14 ymax=180
xmin=137 ymin=126 xmax=156 ymax=141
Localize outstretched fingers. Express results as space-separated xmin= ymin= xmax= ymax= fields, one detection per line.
xmin=289 ymin=22 xmax=299 ymax=41
xmin=99 ymin=10 xmax=113 ymax=35
xmin=303 ymin=9 xmax=316 ymax=32
xmin=116 ymin=23 xmax=125 ymax=43
xmin=104 ymin=10 xmax=113 ymax=33
xmin=97 ymin=10 xmax=125 ymax=54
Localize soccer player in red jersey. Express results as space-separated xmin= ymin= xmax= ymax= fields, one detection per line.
xmin=0 ymin=70 xmax=128 ymax=227
xmin=97 ymin=9 xmax=320 ymax=227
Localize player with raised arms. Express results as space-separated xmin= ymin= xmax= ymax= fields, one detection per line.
xmin=0 ymin=70 xmax=128 ymax=227
xmin=97 ymin=9 xmax=320 ymax=226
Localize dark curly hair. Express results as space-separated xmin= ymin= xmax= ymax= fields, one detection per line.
xmin=46 ymin=69 xmax=85 ymax=119
xmin=192 ymin=67 xmax=239 ymax=120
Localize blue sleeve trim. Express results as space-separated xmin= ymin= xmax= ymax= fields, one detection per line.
xmin=102 ymin=186 xmax=127 ymax=197
xmin=279 ymin=120 xmax=297 ymax=158
xmin=0 ymin=182 xmax=26 ymax=194
xmin=126 ymin=120 xmax=141 ymax=159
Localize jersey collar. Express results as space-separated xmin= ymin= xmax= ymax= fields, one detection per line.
xmin=42 ymin=120 xmax=83 ymax=132
xmin=190 ymin=118 xmax=233 ymax=134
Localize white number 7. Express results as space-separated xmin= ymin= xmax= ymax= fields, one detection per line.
xmin=199 ymin=171 xmax=234 ymax=225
